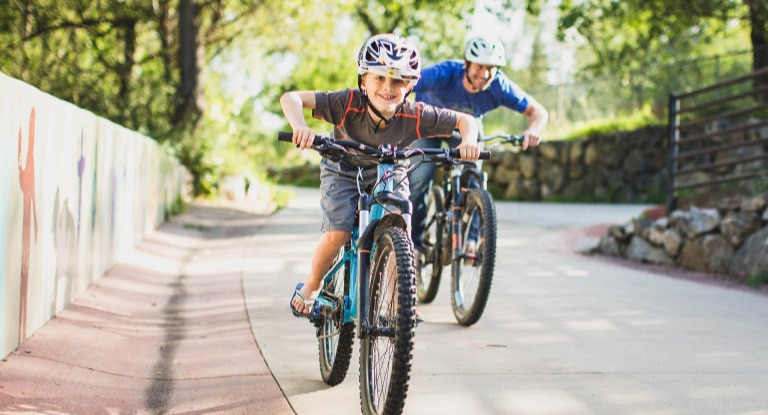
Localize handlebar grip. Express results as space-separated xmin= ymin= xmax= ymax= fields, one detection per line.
xmin=278 ymin=131 xmax=325 ymax=146
xmin=448 ymin=148 xmax=492 ymax=160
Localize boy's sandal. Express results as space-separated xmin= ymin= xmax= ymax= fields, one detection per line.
xmin=290 ymin=283 xmax=320 ymax=319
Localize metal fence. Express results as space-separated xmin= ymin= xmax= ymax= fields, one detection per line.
xmin=666 ymin=66 xmax=768 ymax=213
xmin=484 ymin=48 xmax=765 ymax=139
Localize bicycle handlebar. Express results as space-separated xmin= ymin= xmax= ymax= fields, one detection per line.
xmin=278 ymin=131 xmax=491 ymax=162
xmin=480 ymin=133 xmax=524 ymax=147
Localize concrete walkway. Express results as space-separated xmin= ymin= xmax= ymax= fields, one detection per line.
xmin=0 ymin=205 xmax=295 ymax=414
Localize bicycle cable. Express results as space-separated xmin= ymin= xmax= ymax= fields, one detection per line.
xmin=356 ymin=166 xmax=364 ymax=196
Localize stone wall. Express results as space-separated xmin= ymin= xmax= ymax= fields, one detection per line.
xmin=594 ymin=195 xmax=768 ymax=281
xmin=483 ymin=125 xmax=668 ymax=203
xmin=481 ymin=125 xmax=766 ymax=282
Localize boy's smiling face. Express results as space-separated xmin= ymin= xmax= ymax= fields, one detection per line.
xmin=361 ymin=73 xmax=414 ymax=117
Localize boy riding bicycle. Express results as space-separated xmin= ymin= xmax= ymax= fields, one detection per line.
xmin=280 ymin=33 xmax=481 ymax=317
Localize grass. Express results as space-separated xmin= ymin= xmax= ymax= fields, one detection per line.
xmin=560 ymin=107 xmax=665 ymax=141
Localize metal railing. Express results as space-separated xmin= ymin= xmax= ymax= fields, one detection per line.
xmin=667 ymin=66 xmax=768 ymax=213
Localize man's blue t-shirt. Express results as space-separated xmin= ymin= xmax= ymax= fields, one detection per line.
xmin=413 ymin=60 xmax=529 ymax=119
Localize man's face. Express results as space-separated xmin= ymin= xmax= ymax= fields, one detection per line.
xmin=464 ymin=62 xmax=498 ymax=92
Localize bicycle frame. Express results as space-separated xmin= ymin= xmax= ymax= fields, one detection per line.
xmin=320 ymin=162 xmax=412 ymax=339
xmin=277 ymin=131 xmax=490 ymax=412
xmin=443 ymin=133 xmax=520 ymax=264
xmin=433 ymin=162 xmax=490 ymax=266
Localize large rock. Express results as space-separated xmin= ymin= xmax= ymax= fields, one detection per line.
xmin=680 ymin=235 xmax=734 ymax=274
xmin=624 ymin=148 xmax=650 ymax=175
xmin=626 ymin=236 xmax=674 ymax=265
xmin=647 ymin=217 xmax=668 ymax=245
xmin=518 ymin=154 xmax=537 ymax=179
xmin=701 ymin=235 xmax=735 ymax=274
xmin=676 ymin=206 xmax=720 ymax=238
xmin=597 ymin=235 xmax=622 ymax=256
xmin=538 ymin=142 xmax=561 ymax=162
xmin=493 ymin=165 xmax=519 ymax=184
xmin=568 ymin=140 xmax=584 ymax=163
xmin=662 ymin=229 xmax=683 ymax=257
xmin=741 ymin=194 xmax=767 ymax=213
xmin=720 ymin=211 xmax=762 ymax=247
xmin=730 ymin=225 xmax=768 ymax=280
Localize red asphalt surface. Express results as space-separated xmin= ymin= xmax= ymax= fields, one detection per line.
xmin=0 ymin=204 xmax=296 ymax=415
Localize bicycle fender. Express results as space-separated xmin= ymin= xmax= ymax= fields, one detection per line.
xmin=357 ymin=218 xmax=380 ymax=252
xmin=373 ymin=215 xmax=408 ymax=240
xmin=357 ymin=215 xmax=408 ymax=251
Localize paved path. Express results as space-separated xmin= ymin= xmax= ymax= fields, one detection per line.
xmin=245 ymin=188 xmax=768 ymax=415
xmin=3 ymin=187 xmax=768 ymax=415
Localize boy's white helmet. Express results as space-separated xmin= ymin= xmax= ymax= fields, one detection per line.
xmin=464 ymin=35 xmax=507 ymax=67
xmin=357 ymin=34 xmax=421 ymax=82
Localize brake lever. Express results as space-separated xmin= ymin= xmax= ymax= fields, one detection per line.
xmin=315 ymin=141 xmax=348 ymax=162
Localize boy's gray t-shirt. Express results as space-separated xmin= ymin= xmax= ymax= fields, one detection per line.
xmin=313 ymin=88 xmax=458 ymax=166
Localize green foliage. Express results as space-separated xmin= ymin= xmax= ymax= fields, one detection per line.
xmin=746 ymin=269 xmax=768 ymax=288
xmin=170 ymin=194 xmax=189 ymax=216
xmin=557 ymin=1 xmax=756 ymax=90
xmin=561 ymin=105 xmax=665 ymax=140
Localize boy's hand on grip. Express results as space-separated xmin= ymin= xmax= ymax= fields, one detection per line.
xmin=293 ymin=128 xmax=316 ymax=150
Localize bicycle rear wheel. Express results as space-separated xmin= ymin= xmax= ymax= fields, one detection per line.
xmin=360 ymin=226 xmax=416 ymax=415
xmin=450 ymin=189 xmax=497 ymax=326
xmin=416 ymin=185 xmax=444 ymax=303
xmin=317 ymin=244 xmax=355 ymax=386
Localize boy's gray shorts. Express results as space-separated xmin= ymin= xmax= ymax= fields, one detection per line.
xmin=319 ymin=157 xmax=410 ymax=232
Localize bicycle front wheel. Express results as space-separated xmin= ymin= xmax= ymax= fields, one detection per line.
xmin=417 ymin=185 xmax=444 ymax=303
xmin=360 ymin=226 xmax=416 ymax=415
xmin=451 ymin=189 xmax=497 ymax=326
xmin=317 ymin=244 xmax=355 ymax=386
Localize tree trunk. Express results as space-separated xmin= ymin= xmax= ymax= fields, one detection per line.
xmin=119 ymin=20 xmax=137 ymax=125
xmin=174 ymin=0 xmax=204 ymax=127
xmin=154 ymin=0 xmax=174 ymax=83
xmin=745 ymin=0 xmax=768 ymax=101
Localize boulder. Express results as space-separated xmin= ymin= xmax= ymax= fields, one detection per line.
xmin=626 ymin=236 xmax=674 ymax=265
xmin=730 ymin=225 xmax=768 ymax=280
xmin=720 ymin=211 xmax=762 ymax=247
xmin=662 ymin=229 xmax=683 ymax=257
xmin=677 ymin=206 xmax=720 ymax=238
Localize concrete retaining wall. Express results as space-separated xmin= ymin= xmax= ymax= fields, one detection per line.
xmin=0 ymin=71 xmax=187 ymax=359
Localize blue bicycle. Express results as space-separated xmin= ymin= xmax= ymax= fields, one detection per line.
xmin=278 ymin=132 xmax=489 ymax=415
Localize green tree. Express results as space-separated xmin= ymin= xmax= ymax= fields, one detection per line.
xmin=0 ymin=0 xmax=482 ymax=196
xmin=558 ymin=0 xmax=768 ymax=90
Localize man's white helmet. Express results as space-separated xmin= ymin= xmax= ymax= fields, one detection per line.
xmin=464 ymin=35 xmax=507 ymax=67
xmin=357 ymin=34 xmax=421 ymax=83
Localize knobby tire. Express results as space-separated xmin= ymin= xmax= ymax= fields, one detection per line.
xmin=416 ymin=185 xmax=444 ymax=303
xmin=359 ymin=226 xmax=416 ymax=415
xmin=450 ymin=189 xmax=497 ymax=326
xmin=317 ymin=244 xmax=355 ymax=385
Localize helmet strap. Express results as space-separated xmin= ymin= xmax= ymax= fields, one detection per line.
xmin=365 ymin=97 xmax=403 ymax=133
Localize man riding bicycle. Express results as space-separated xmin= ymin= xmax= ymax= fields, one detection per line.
xmin=409 ymin=34 xmax=549 ymax=259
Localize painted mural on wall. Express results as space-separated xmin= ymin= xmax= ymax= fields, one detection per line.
xmin=0 ymin=71 xmax=186 ymax=359
xmin=17 ymin=108 xmax=38 ymax=344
